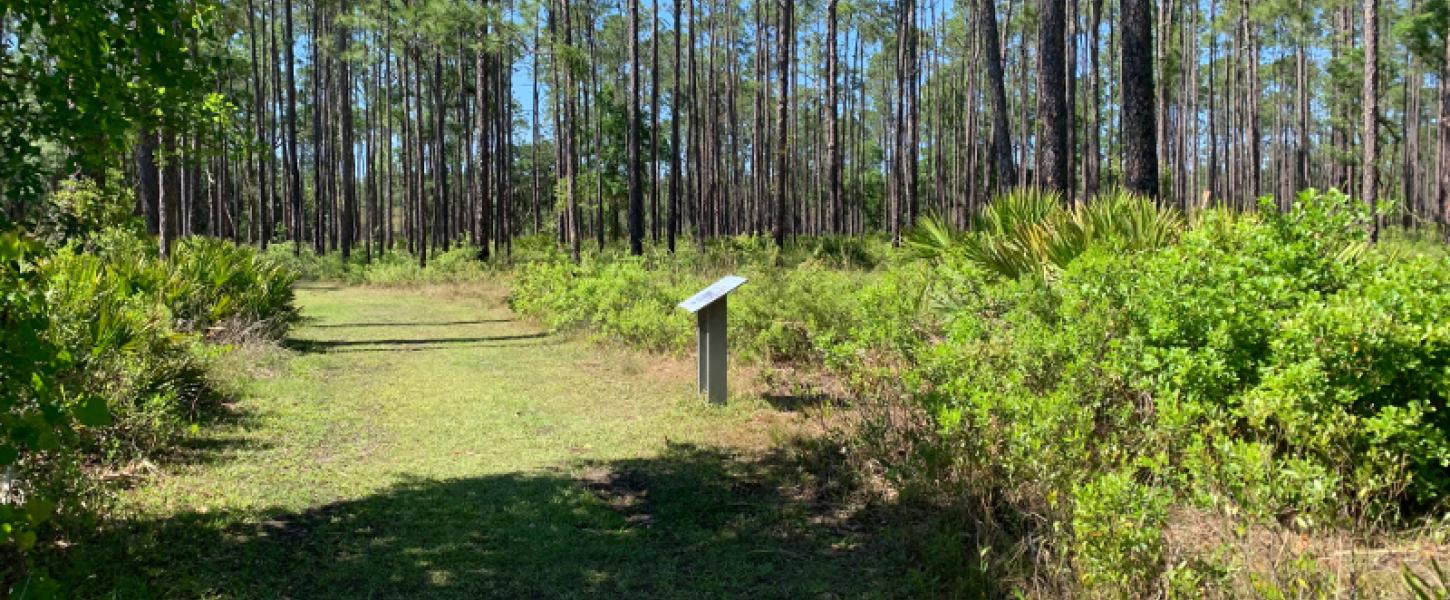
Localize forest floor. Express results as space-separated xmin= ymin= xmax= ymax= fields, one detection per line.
xmin=60 ymin=282 xmax=910 ymax=598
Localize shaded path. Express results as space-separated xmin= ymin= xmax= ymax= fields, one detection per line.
xmin=62 ymin=283 xmax=905 ymax=598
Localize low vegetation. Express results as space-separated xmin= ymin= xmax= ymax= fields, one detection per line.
xmin=1 ymin=180 xmax=298 ymax=594
xmin=510 ymin=189 xmax=1450 ymax=597
xmin=8 ymin=180 xmax=1450 ymax=597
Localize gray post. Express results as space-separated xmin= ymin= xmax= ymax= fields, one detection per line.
xmin=697 ymin=306 xmax=709 ymax=393
xmin=704 ymin=297 xmax=727 ymax=404
xmin=678 ymin=275 xmax=746 ymax=405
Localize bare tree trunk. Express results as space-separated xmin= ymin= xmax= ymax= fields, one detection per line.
xmin=1086 ymin=0 xmax=1103 ymax=197
xmin=1121 ymin=0 xmax=1159 ymax=198
xmin=1036 ymin=0 xmax=1069 ymax=193
xmin=825 ymin=0 xmax=840 ymax=233
xmin=339 ymin=2 xmax=355 ymax=259
xmin=773 ymin=0 xmax=792 ymax=249
xmin=245 ymin=0 xmax=271 ymax=248
xmin=481 ymin=37 xmax=498 ymax=260
xmin=1439 ymin=20 xmax=1450 ymax=240
xmin=1362 ymin=0 xmax=1380 ymax=240
xmin=137 ymin=127 xmax=160 ymax=235
xmin=283 ymin=0 xmax=302 ymax=254
xmin=161 ymin=128 xmax=179 ymax=259
xmin=667 ymin=0 xmax=682 ymax=253
xmin=1295 ymin=7 xmax=1309 ymax=197
xmin=979 ymin=0 xmax=1015 ymax=190
xmin=627 ymin=0 xmax=644 ymax=254
xmin=1404 ymin=34 xmax=1420 ymax=229
xmin=650 ymin=0 xmax=661 ymax=242
xmin=560 ymin=0 xmax=581 ymax=262
xmin=531 ymin=17 xmax=542 ymax=236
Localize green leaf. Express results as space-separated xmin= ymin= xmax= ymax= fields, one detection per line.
xmin=72 ymin=396 xmax=111 ymax=427
xmin=24 ymin=499 xmax=55 ymax=524
xmin=0 ymin=445 xmax=16 ymax=466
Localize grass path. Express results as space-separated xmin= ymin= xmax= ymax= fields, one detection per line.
xmin=65 ymin=282 xmax=903 ymax=598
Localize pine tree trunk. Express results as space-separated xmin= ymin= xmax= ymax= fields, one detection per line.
xmin=825 ymin=0 xmax=840 ymax=233
xmin=668 ymin=0 xmax=682 ymax=253
xmin=282 ymin=0 xmax=302 ymax=254
xmin=245 ymin=0 xmax=271 ymax=248
xmin=1361 ymin=0 xmax=1379 ymax=240
xmin=1439 ymin=21 xmax=1450 ymax=239
xmin=627 ymin=0 xmax=644 ymax=254
xmin=650 ymin=0 xmax=661 ymax=242
xmin=339 ymin=4 xmax=355 ymax=260
xmin=773 ymin=0 xmax=792 ymax=249
xmin=1121 ymin=0 xmax=1159 ymax=198
xmin=482 ymin=49 xmax=493 ymax=250
xmin=1086 ymin=0 xmax=1103 ymax=197
xmin=1036 ymin=0 xmax=1069 ymax=193
xmin=137 ymin=127 xmax=160 ymax=235
xmin=979 ymin=0 xmax=1015 ymax=190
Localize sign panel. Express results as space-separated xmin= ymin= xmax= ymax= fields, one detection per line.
xmin=678 ymin=275 xmax=748 ymax=314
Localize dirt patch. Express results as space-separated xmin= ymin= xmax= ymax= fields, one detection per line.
xmin=1165 ymin=507 xmax=1450 ymax=596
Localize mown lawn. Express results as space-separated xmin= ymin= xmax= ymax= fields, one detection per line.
xmin=56 ymin=282 xmax=917 ymax=598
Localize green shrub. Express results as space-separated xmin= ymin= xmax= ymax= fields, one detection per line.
xmin=263 ymin=242 xmax=497 ymax=286
xmin=955 ymin=188 xmax=1184 ymax=279
xmin=511 ymin=257 xmax=696 ymax=352
xmin=907 ymin=189 xmax=1450 ymax=591
xmin=166 ymin=237 xmax=299 ymax=336
xmin=29 ymin=178 xmax=142 ymax=250
xmin=4 ymin=203 xmax=300 ymax=587
xmin=1072 ymin=473 xmax=1172 ymax=596
xmin=0 ymin=231 xmax=73 ymax=589
xmin=497 ymin=190 xmax=1450 ymax=595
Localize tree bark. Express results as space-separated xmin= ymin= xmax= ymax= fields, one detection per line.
xmin=1361 ymin=0 xmax=1379 ymax=240
xmin=979 ymin=0 xmax=1016 ymax=190
xmin=627 ymin=0 xmax=644 ymax=254
xmin=1036 ymin=0 xmax=1069 ymax=193
xmin=1439 ymin=18 xmax=1450 ymax=239
xmin=825 ymin=0 xmax=840 ymax=233
xmin=773 ymin=0 xmax=792 ymax=249
xmin=137 ymin=127 xmax=159 ymax=235
xmin=1121 ymin=0 xmax=1159 ymax=198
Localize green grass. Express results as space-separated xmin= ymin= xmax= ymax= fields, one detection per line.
xmin=56 ymin=282 xmax=915 ymax=598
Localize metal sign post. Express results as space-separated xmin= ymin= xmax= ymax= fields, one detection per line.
xmin=678 ymin=276 xmax=747 ymax=404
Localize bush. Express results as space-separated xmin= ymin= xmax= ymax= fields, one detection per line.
xmin=3 ymin=209 xmax=299 ymax=589
xmin=490 ymin=190 xmax=1450 ymax=595
xmin=0 ymin=232 xmax=73 ymax=590
xmin=165 ymin=237 xmax=298 ymax=336
xmin=905 ymin=189 xmax=1450 ymax=592
xmin=263 ymin=242 xmax=497 ymax=286
xmin=509 ymin=241 xmax=920 ymax=366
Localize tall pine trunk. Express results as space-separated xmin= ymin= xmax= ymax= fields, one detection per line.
xmin=1037 ymin=0 xmax=1069 ymax=194
xmin=627 ymin=0 xmax=644 ymax=254
xmin=1361 ymin=0 xmax=1379 ymax=240
xmin=979 ymin=0 xmax=1015 ymax=190
xmin=1121 ymin=0 xmax=1159 ymax=199
xmin=773 ymin=0 xmax=792 ymax=249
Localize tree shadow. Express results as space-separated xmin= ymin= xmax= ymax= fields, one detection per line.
xmin=57 ymin=441 xmax=992 ymax=599
xmin=310 ymin=319 xmax=514 ymax=329
xmin=283 ymin=332 xmax=551 ymax=354
xmin=761 ymin=393 xmax=845 ymax=412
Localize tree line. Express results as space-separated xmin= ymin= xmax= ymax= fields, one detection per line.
xmin=3 ymin=0 xmax=1450 ymax=259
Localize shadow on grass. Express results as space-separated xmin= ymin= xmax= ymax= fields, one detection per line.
xmin=283 ymin=332 xmax=551 ymax=354
xmin=762 ymin=393 xmax=846 ymax=412
xmin=310 ymin=319 xmax=514 ymax=329
xmin=57 ymin=441 xmax=998 ymax=599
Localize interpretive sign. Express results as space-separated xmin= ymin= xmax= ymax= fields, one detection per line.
xmin=678 ymin=276 xmax=747 ymax=404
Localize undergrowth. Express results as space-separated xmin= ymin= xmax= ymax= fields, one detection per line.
xmin=508 ymin=188 xmax=1450 ymax=597
xmin=1 ymin=179 xmax=298 ymax=595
